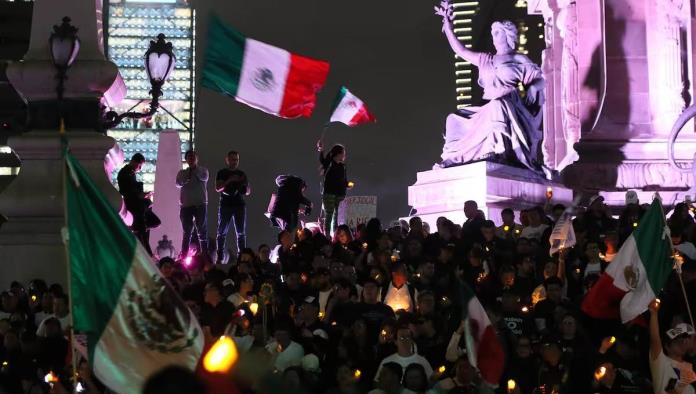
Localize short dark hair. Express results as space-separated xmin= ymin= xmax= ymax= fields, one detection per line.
xmin=544 ymin=276 xmax=563 ymax=289
xmin=184 ymin=150 xmax=196 ymax=159
xmin=502 ymin=208 xmax=514 ymax=216
xmin=381 ymin=362 xmax=403 ymax=382
xmin=227 ymin=150 xmax=239 ymax=156
xmin=54 ymin=293 xmax=69 ymax=305
xmin=143 ymin=365 xmax=207 ymax=394
xmin=131 ymin=153 xmax=146 ymax=164
xmin=482 ymin=220 xmax=496 ymax=229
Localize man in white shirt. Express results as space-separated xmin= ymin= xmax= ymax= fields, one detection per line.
xmin=520 ymin=208 xmax=549 ymax=241
xmin=375 ymin=325 xmax=434 ymax=382
xmin=382 ymin=263 xmax=417 ymax=313
xmin=265 ymin=319 xmax=304 ymax=372
xmin=176 ymin=150 xmax=209 ymax=258
xmin=36 ymin=294 xmax=71 ymax=337
xmin=648 ymin=299 xmax=696 ymax=394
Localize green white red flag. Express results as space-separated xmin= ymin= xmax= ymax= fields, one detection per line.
xmin=581 ymin=198 xmax=673 ymax=322
xmin=457 ymin=279 xmax=504 ymax=386
xmin=329 ymin=86 xmax=376 ymax=126
xmin=202 ymin=15 xmax=330 ymax=119
xmin=65 ymin=150 xmax=203 ymax=394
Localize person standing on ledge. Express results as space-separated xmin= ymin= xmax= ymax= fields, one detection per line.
xmin=317 ymin=138 xmax=349 ymax=236
xmin=117 ymin=153 xmax=153 ymax=256
xmin=215 ymin=150 xmax=250 ymax=264
xmin=176 ymin=150 xmax=209 ymax=259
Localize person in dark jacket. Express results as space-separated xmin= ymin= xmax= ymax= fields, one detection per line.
xmin=268 ymin=175 xmax=312 ymax=231
xmin=117 ymin=153 xmax=153 ymax=255
xmin=317 ymin=139 xmax=349 ymax=236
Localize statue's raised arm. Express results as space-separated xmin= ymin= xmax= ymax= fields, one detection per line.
xmin=434 ymin=0 xmax=481 ymax=67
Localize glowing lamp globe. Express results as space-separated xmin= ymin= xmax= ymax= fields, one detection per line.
xmin=49 ymin=17 xmax=80 ymax=70
xmin=145 ymin=34 xmax=175 ymax=85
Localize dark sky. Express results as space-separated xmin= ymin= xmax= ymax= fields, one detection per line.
xmin=191 ymin=0 xmax=457 ymax=245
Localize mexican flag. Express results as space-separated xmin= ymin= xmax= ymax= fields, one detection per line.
xmin=202 ymin=15 xmax=330 ymax=119
xmin=581 ymin=198 xmax=673 ymax=323
xmin=329 ymin=86 xmax=376 ymax=126
xmin=457 ymin=279 xmax=504 ymax=387
xmin=65 ymin=151 xmax=204 ymax=394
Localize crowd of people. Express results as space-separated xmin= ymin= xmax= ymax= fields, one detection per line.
xmin=2 ymin=173 xmax=696 ymax=393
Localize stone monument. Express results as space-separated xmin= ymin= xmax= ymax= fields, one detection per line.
xmin=409 ymin=0 xmax=696 ymax=227
xmin=530 ymin=0 xmax=696 ymax=206
xmin=408 ymin=2 xmax=573 ymax=227
xmin=0 ymin=0 xmax=125 ymax=288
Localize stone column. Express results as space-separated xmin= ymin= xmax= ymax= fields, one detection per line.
xmin=0 ymin=0 xmax=125 ymax=288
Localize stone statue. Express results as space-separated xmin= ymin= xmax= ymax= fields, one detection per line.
xmin=434 ymin=1 xmax=547 ymax=175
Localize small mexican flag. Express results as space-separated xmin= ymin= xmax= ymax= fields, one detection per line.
xmin=457 ymin=279 xmax=504 ymax=387
xmin=582 ymin=198 xmax=673 ymax=323
xmin=202 ymin=15 xmax=330 ymax=119
xmin=65 ymin=151 xmax=203 ymax=394
xmin=329 ymin=86 xmax=376 ymax=126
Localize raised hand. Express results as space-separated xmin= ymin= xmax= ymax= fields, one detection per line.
xmin=316 ymin=138 xmax=324 ymax=152
xmin=434 ymin=1 xmax=454 ymax=22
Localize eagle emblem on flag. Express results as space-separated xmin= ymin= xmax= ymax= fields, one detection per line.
xmin=252 ymin=68 xmax=276 ymax=91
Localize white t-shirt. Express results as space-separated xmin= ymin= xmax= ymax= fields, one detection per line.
xmin=375 ymin=352 xmax=434 ymax=382
xmin=227 ymin=293 xmax=246 ymax=308
xmin=383 ymin=283 xmax=415 ymax=313
xmin=650 ymin=350 xmax=696 ymax=394
xmin=584 ymin=262 xmax=602 ymax=278
xmin=265 ymin=340 xmax=304 ymax=372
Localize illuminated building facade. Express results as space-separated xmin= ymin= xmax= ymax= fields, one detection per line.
xmin=105 ymin=0 xmax=195 ymax=191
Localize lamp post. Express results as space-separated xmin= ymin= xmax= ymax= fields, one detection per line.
xmin=49 ymin=17 xmax=80 ymax=102
xmin=102 ymin=33 xmax=175 ymax=129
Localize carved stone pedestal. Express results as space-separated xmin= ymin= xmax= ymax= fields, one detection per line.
xmin=406 ymin=161 xmax=573 ymax=228
xmin=0 ymin=132 xmax=120 ymax=288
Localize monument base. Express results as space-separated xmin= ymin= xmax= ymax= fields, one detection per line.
xmin=406 ymin=161 xmax=573 ymax=227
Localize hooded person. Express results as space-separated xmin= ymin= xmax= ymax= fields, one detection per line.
xmin=267 ymin=175 xmax=313 ymax=231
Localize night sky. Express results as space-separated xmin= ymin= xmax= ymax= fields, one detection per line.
xmin=191 ymin=0 xmax=455 ymax=244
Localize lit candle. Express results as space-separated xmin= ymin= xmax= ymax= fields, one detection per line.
xmin=44 ymin=371 xmax=59 ymax=384
xmin=249 ymin=302 xmax=259 ymax=316
xmin=594 ymin=366 xmax=607 ymax=380
xmin=507 ymin=379 xmax=516 ymax=393
xmin=633 ymin=222 xmax=638 ymax=228
xmin=347 ymin=181 xmax=355 ymax=188
xmin=318 ymin=311 xmax=325 ymax=320
xmin=609 ymin=336 xmax=616 ymax=344
xmin=521 ymin=306 xmax=529 ymax=313
xmin=203 ymin=336 xmax=238 ymax=373
xmin=438 ymin=365 xmax=446 ymax=375
xmin=504 ymin=225 xmax=510 ymax=232
xmin=354 ymin=369 xmax=362 ymax=379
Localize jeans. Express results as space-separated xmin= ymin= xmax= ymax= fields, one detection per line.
xmin=180 ymin=204 xmax=208 ymax=256
xmin=321 ymin=194 xmax=344 ymax=236
xmin=217 ymin=204 xmax=246 ymax=261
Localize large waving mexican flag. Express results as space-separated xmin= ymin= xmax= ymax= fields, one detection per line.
xmin=582 ymin=198 xmax=673 ymax=323
xmin=202 ymin=15 xmax=330 ymax=119
xmin=65 ymin=151 xmax=203 ymax=393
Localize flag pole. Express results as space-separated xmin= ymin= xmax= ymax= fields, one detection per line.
xmin=658 ymin=193 xmax=696 ymax=329
xmin=60 ymin=120 xmax=80 ymax=390
xmin=675 ymin=261 xmax=696 ymax=329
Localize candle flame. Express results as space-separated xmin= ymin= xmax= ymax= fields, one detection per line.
xmin=203 ymin=336 xmax=238 ymax=373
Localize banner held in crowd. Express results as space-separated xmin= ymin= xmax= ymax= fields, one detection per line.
xmin=65 ymin=150 xmax=203 ymax=394
xmin=201 ymin=15 xmax=330 ymax=119
xmin=329 ymin=86 xmax=376 ymax=127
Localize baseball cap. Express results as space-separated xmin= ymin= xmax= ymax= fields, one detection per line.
xmin=666 ymin=323 xmax=695 ymax=340
xmin=625 ymin=191 xmax=639 ymax=205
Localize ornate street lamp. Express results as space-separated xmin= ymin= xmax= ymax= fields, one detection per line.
xmin=49 ymin=17 xmax=80 ymax=101
xmin=103 ymin=34 xmax=176 ymax=129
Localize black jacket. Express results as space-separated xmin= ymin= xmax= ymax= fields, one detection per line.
xmin=270 ymin=175 xmax=311 ymax=222
xmin=319 ymin=152 xmax=347 ymax=196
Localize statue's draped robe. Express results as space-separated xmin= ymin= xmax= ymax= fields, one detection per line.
xmin=441 ymin=53 xmax=544 ymax=171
